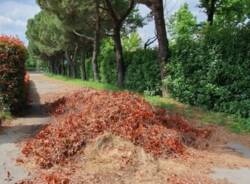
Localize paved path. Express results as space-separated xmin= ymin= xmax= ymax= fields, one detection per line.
xmin=0 ymin=73 xmax=77 ymax=184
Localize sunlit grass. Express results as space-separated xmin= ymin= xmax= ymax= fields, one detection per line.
xmin=0 ymin=111 xmax=12 ymax=121
xmin=47 ymin=73 xmax=250 ymax=134
xmin=46 ymin=73 xmax=119 ymax=91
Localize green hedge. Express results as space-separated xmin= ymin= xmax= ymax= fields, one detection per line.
xmin=0 ymin=35 xmax=28 ymax=114
xmin=99 ymin=48 xmax=161 ymax=95
xmin=165 ymin=25 xmax=250 ymax=118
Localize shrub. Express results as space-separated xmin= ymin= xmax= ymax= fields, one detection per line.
xmin=0 ymin=35 xmax=28 ymax=114
xmin=99 ymin=39 xmax=117 ymax=85
xmin=99 ymin=38 xmax=161 ymax=94
xmin=125 ymin=49 xmax=161 ymax=95
xmin=165 ymin=25 xmax=250 ymax=118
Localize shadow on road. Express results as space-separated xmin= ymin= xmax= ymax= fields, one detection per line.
xmin=0 ymin=124 xmax=46 ymax=144
xmin=0 ymin=79 xmax=50 ymax=144
xmin=15 ymin=80 xmax=49 ymax=118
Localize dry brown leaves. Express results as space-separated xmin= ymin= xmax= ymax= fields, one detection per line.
xmin=22 ymin=89 xmax=210 ymax=170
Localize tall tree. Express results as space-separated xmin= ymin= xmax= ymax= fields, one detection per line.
xmin=215 ymin=0 xmax=250 ymax=26
xmin=137 ymin=0 xmax=169 ymax=83
xmin=26 ymin=10 xmax=66 ymax=73
xmin=104 ymin=0 xmax=136 ymax=87
xmin=169 ymin=3 xmax=197 ymax=42
xmin=199 ymin=0 xmax=220 ymax=25
xmin=92 ymin=0 xmax=101 ymax=81
xmin=38 ymin=0 xmax=101 ymax=81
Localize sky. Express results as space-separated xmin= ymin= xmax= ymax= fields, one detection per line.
xmin=0 ymin=0 xmax=206 ymax=45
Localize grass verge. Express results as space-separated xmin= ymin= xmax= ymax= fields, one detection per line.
xmin=46 ymin=73 xmax=250 ymax=134
xmin=46 ymin=73 xmax=119 ymax=91
xmin=0 ymin=111 xmax=12 ymax=122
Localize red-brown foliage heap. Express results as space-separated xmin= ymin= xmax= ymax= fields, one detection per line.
xmin=22 ymin=89 xmax=210 ymax=168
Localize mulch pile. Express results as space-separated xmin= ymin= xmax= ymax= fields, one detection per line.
xmin=22 ymin=89 xmax=211 ymax=169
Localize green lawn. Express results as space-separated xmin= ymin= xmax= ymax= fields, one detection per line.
xmin=47 ymin=73 xmax=250 ymax=134
xmin=46 ymin=74 xmax=120 ymax=91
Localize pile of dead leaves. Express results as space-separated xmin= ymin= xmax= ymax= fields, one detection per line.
xmin=22 ymin=89 xmax=210 ymax=169
xmin=18 ymin=172 xmax=69 ymax=184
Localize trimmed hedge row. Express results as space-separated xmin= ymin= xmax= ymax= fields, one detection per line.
xmin=0 ymin=35 xmax=28 ymax=114
xmin=165 ymin=25 xmax=250 ymax=118
xmin=99 ymin=48 xmax=162 ymax=95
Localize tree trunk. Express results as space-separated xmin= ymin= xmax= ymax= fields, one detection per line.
xmin=151 ymin=0 xmax=169 ymax=81
xmin=48 ymin=61 xmax=52 ymax=73
xmin=61 ymin=57 xmax=65 ymax=75
xmin=55 ymin=59 xmax=60 ymax=74
xmin=207 ymin=0 xmax=216 ymax=25
xmin=80 ymin=53 xmax=87 ymax=80
xmin=104 ymin=0 xmax=135 ymax=88
xmin=66 ymin=64 xmax=70 ymax=77
xmin=51 ymin=61 xmax=56 ymax=74
xmin=65 ymin=50 xmax=77 ymax=78
xmin=113 ymin=26 xmax=125 ymax=88
xmin=71 ymin=63 xmax=77 ymax=78
xmin=91 ymin=0 xmax=101 ymax=81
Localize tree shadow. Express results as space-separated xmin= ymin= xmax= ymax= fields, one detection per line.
xmin=0 ymin=79 xmax=51 ymax=144
xmin=0 ymin=124 xmax=47 ymax=144
xmin=18 ymin=80 xmax=48 ymax=118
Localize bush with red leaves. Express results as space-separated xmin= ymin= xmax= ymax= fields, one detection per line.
xmin=0 ymin=35 xmax=28 ymax=114
xmin=22 ymin=89 xmax=210 ymax=168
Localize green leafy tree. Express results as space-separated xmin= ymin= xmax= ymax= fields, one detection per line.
xmin=169 ymin=3 xmax=197 ymax=42
xmin=122 ymin=32 xmax=142 ymax=51
xmin=103 ymin=0 xmax=136 ymax=87
xmin=26 ymin=10 xmax=66 ymax=75
xmin=215 ymin=0 xmax=250 ymax=26
xmin=199 ymin=0 xmax=220 ymax=25
xmin=37 ymin=0 xmax=102 ymax=80
xmin=26 ymin=11 xmax=65 ymax=57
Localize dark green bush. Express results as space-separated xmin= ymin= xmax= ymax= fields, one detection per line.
xmin=99 ymin=39 xmax=117 ymax=85
xmin=165 ymin=24 xmax=250 ymax=117
xmin=99 ymin=44 xmax=161 ymax=94
xmin=125 ymin=49 xmax=161 ymax=95
xmin=0 ymin=35 xmax=28 ymax=114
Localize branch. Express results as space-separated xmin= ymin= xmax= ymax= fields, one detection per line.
xmin=121 ymin=0 xmax=135 ymax=23
xmin=73 ymin=30 xmax=94 ymax=42
xmin=72 ymin=43 xmax=79 ymax=63
xmin=104 ymin=0 xmax=119 ymax=22
xmin=98 ymin=5 xmax=109 ymax=12
xmin=144 ymin=36 xmax=157 ymax=50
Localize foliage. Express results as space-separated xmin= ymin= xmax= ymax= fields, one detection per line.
xmin=169 ymin=3 xmax=197 ymax=41
xmin=165 ymin=13 xmax=250 ymax=118
xmin=99 ymin=38 xmax=117 ymax=84
xmin=125 ymin=49 xmax=161 ymax=95
xmin=215 ymin=0 xmax=250 ymax=26
xmin=0 ymin=35 xmax=28 ymax=114
xmin=26 ymin=11 xmax=65 ymax=57
xmin=99 ymin=35 xmax=161 ymax=94
xmin=47 ymin=73 xmax=250 ymax=134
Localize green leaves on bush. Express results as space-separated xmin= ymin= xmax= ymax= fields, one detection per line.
xmin=165 ymin=24 xmax=250 ymax=118
xmin=99 ymin=38 xmax=161 ymax=95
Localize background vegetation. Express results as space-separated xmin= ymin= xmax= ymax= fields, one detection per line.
xmin=25 ymin=0 xmax=250 ymax=130
xmin=165 ymin=2 xmax=250 ymax=118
